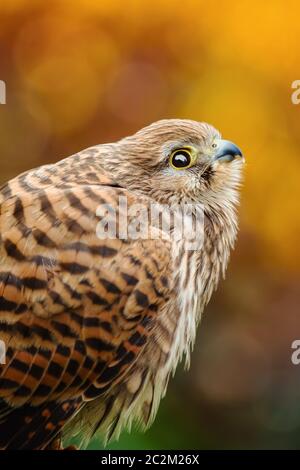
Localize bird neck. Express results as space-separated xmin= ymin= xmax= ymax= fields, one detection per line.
xmin=170 ymin=195 xmax=239 ymax=366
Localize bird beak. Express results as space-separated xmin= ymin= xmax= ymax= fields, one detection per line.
xmin=213 ymin=139 xmax=243 ymax=163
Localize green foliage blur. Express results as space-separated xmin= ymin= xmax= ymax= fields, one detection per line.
xmin=0 ymin=0 xmax=299 ymax=450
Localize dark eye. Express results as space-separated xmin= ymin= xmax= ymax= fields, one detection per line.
xmin=212 ymin=143 xmax=217 ymax=148
xmin=170 ymin=149 xmax=192 ymax=169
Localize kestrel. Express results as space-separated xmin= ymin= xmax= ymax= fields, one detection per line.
xmin=0 ymin=119 xmax=243 ymax=449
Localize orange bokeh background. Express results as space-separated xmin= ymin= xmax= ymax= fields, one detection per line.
xmin=0 ymin=0 xmax=299 ymax=449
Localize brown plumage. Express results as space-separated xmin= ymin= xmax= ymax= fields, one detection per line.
xmin=0 ymin=119 xmax=244 ymax=449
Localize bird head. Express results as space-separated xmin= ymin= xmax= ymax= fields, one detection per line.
xmin=105 ymin=119 xmax=244 ymax=207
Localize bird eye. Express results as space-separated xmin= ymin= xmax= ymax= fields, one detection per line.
xmin=212 ymin=143 xmax=217 ymax=148
xmin=170 ymin=149 xmax=193 ymax=170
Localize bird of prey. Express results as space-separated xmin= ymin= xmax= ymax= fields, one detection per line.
xmin=0 ymin=119 xmax=243 ymax=449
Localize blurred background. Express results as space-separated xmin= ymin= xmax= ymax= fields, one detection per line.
xmin=0 ymin=0 xmax=299 ymax=450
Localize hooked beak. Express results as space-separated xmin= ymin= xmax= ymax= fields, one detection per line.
xmin=213 ymin=139 xmax=243 ymax=163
